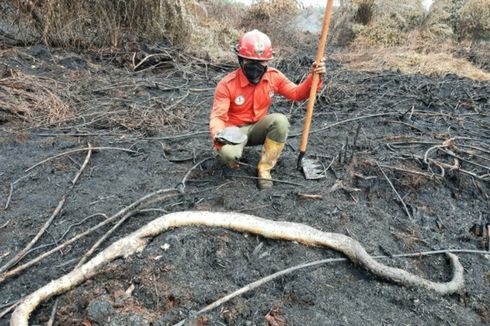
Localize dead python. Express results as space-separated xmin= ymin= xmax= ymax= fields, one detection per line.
xmin=10 ymin=211 xmax=464 ymax=326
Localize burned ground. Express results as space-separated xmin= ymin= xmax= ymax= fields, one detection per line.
xmin=0 ymin=44 xmax=489 ymax=325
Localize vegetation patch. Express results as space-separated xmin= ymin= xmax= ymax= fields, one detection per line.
xmin=335 ymin=46 xmax=490 ymax=80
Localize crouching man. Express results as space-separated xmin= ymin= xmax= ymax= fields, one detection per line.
xmin=209 ymin=29 xmax=325 ymax=189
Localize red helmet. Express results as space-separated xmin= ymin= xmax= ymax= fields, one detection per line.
xmin=235 ymin=29 xmax=273 ymax=60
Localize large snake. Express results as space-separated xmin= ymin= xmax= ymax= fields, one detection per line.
xmin=10 ymin=211 xmax=464 ymax=325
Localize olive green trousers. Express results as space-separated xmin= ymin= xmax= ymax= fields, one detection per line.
xmin=216 ymin=113 xmax=289 ymax=166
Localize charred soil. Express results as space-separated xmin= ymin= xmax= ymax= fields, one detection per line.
xmin=0 ymin=44 xmax=489 ymax=326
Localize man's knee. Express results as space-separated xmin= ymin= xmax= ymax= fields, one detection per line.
xmin=268 ymin=113 xmax=290 ymax=142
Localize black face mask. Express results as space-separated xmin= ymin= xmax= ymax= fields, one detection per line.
xmin=242 ymin=61 xmax=267 ymax=85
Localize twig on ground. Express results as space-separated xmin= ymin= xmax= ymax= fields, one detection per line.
xmin=66 ymin=155 xmax=82 ymax=169
xmin=46 ymin=298 xmax=58 ymax=326
xmin=327 ymin=179 xmax=361 ymax=194
xmin=25 ymin=214 xmax=109 ymax=256
xmin=353 ymin=173 xmax=377 ymax=180
xmin=0 ymin=302 xmax=18 ymax=319
xmin=174 ymin=247 xmax=488 ymax=326
xmin=236 ymin=204 xmax=272 ymax=212
xmin=144 ymin=130 xmax=208 ymax=141
xmin=423 ymin=137 xmax=472 ymax=168
xmin=33 ymin=132 xmax=123 ymax=137
xmin=229 ymin=175 xmax=305 ymax=187
xmin=47 ymin=188 xmax=176 ymax=326
xmin=417 ymin=155 xmax=489 ymax=180
xmin=4 ymin=173 xmax=33 ymax=210
xmin=133 ymin=53 xmax=173 ymax=71
xmin=177 ymin=156 xmax=214 ymax=193
xmin=139 ymin=208 xmax=169 ymax=213
xmin=0 ymin=300 xmax=18 ymax=311
xmin=71 ymin=143 xmax=92 ymax=184
xmin=56 ymin=214 xmax=108 ymax=244
xmin=288 ymin=112 xmax=399 ymax=137
xmin=173 ymin=257 xmax=348 ymax=326
xmin=0 ymin=196 xmax=66 ymax=274
xmin=439 ymin=148 xmax=490 ymax=172
xmin=188 ymin=88 xmax=214 ymax=92
xmin=25 ymin=146 xmax=137 ymax=173
xmin=76 ymin=190 xmax=178 ymax=268
xmin=0 ymin=189 xmax=174 ymax=284
xmin=386 ymin=140 xmax=439 ymax=149
xmin=159 ymin=90 xmax=190 ymax=112
xmin=459 ymin=144 xmax=490 ymax=156
xmin=424 ymin=144 xmax=444 ymax=165
xmin=321 ymin=153 xmax=338 ymax=177
xmin=68 ymin=211 xmax=121 ymax=267
xmin=66 ymin=109 xmax=142 ymax=129
xmin=297 ymin=193 xmax=322 ymax=200
xmin=384 ymin=120 xmax=425 ymax=133
xmin=38 ymin=109 xmax=127 ymax=127
xmin=10 ymin=211 xmax=466 ymax=325
xmin=377 ymin=164 xmax=436 ymax=178
xmin=376 ymin=162 xmax=413 ymax=220
xmin=152 ymin=93 xmax=203 ymax=126
xmin=487 ymin=224 xmax=490 ymax=252
xmin=1 ymin=145 xmax=93 ymax=273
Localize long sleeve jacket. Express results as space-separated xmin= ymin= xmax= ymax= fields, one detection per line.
xmin=209 ymin=67 xmax=322 ymax=141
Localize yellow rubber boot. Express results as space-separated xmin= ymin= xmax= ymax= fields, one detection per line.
xmin=257 ymin=138 xmax=285 ymax=190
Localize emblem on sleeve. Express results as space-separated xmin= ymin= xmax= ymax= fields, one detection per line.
xmin=235 ymin=95 xmax=245 ymax=105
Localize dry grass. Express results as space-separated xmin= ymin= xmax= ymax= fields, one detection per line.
xmin=202 ymin=0 xmax=245 ymax=27
xmin=2 ymin=0 xmax=488 ymax=65
xmin=330 ymin=1 xmax=490 ymax=80
xmin=333 ymin=0 xmax=489 ymax=46
xmin=239 ymin=0 xmax=305 ymax=58
xmin=107 ymin=103 xmax=195 ymax=131
xmin=332 ymin=0 xmax=426 ymax=46
xmin=0 ymin=0 xmax=247 ymax=61
xmin=242 ymin=0 xmax=300 ymax=23
xmin=334 ymin=46 xmax=490 ymax=81
xmin=458 ymin=0 xmax=490 ymax=40
xmin=195 ymin=0 xmax=245 ymax=61
xmin=0 ymin=66 xmax=73 ymax=125
xmin=6 ymin=0 xmax=210 ymax=51
xmin=186 ymin=0 xmax=309 ymax=62
xmin=188 ymin=20 xmax=241 ymax=62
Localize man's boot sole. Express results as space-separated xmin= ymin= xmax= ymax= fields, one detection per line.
xmin=258 ymin=179 xmax=273 ymax=190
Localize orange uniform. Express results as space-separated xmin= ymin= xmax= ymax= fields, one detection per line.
xmin=209 ymin=67 xmax=322 ymax=140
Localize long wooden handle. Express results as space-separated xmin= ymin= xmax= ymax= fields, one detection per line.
xmin=299 ymin=0 xmax=334 ymax=154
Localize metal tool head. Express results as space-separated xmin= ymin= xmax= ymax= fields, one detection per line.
xmin=215 ymin=126 xmax=247 ymax=145
xmin=301 ymin=158 xmax=326 ymax=180
xmin=297 ymin=152 xmax=326 ymax=180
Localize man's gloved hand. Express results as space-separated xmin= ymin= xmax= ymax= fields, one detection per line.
xmin=311 ymin=57 xmax=326 ymax=79
xmin=214 ymin=126 xmax=247 ymax=145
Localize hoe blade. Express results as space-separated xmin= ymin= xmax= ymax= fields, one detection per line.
xmin=301 ymin=158 xmax=326 ymax=180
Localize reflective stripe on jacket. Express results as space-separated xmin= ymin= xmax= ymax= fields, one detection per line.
xmin=209 ymin=67 xmax=322 ymax=141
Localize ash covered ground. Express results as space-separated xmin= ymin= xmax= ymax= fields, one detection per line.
xmin=0 ymin=44 xmax=489 ymax=325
